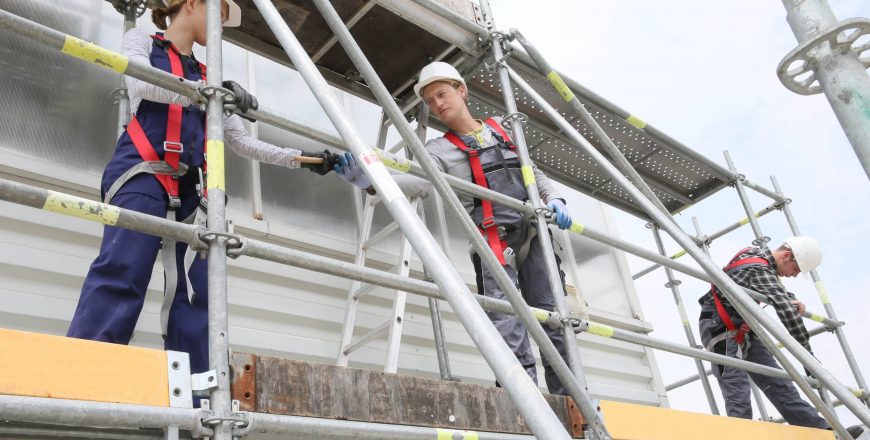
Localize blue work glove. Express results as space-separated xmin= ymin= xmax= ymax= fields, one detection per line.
xmin=548 ymin=199 xmax=572 ymax=230
xmin=334 ymin=152 xmax=372 ymax=190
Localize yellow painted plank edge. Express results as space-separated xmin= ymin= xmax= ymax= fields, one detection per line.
xmin=600 ymin=400 xmax=834 ymax=440
xmin=0 ymin=328 xmax=169 ymax=407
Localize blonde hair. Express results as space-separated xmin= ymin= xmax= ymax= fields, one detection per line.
xmin=152 ymin=0 xmax=189 ymax=31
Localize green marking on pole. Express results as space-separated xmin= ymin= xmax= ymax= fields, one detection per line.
xmin=815 ymin=281 xmax=831 ymax=305
xmin=546 ymin=71 xmax=575 ymax=102
xmin=626 ymin=114 xmax=647 ymax=129
xmin=569 ymin=222 xmax=585 ymax=235
xmin=43 ymin=191 xmax=120 ymax=226
xmin=671 ymin=249 xmax=686 ymax=259
xmin=587 ymin=322 xmax=614 ymax=338
xmin=810 ymin=313 xmax=825 ymax=323
xmin=533 ymin=309 xmax=550 ymax=323
xmin=437 ymin=429 xmax=479 ymax=440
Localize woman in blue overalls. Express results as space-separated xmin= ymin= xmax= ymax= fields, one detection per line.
xmin=67 ymin=0 xmax=337 ymax=376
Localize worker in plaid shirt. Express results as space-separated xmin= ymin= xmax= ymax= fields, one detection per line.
xmin=697 ymin=237 xmax=829 ymax=429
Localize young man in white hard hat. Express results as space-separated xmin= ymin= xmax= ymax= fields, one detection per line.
xmin=338 ymin=61 xmax=576 ymax=394
xmin=697 ymin=236 xmax=829 ymax=428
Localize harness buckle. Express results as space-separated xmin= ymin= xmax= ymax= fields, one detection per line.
xmin=168 ymin=196 xmax=182 ymax=209
xmin=480 ymin=216 xmax=497 ymax=229
xmin=163 ymin=141 xmax=184 ymax=154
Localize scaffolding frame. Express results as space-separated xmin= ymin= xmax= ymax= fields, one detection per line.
xmin=0 ymin=0 xmax=868 ymax=438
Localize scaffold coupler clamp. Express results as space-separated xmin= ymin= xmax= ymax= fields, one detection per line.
xmin=108 ymin=86 xmax=128 ymax=104
xmin=200 ymin=230 xmax=244 ymax=254
xmin=752 ymin=236 xmax=771 ymax=247
xmin=194 ymin=399 xmax=252 ymax=438
xmin=664 ymin=278 xmax=682 ymax=289
xmin=561 ymin=313 xmax=584 ymax=332
xmin=110 ymin=0 xmax=146 ymax=17
xmin=198 ymin=83 xmax=234 ymax=115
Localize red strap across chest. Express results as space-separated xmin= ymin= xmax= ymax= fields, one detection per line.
xmin=710 ymin=248 xmax=770 ymax=343
xmin=443 ymin=118 xmax=513 ymax=265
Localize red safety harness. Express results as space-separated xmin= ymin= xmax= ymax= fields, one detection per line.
xmin=710 ymin=247 xmax=770 ymax=345
xmin=444 ymin=118 xmax=516 ymax=265
xmin=125 ymin=34 xmax=207 ymax=208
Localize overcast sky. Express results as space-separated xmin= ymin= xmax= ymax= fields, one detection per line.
xmin=490 ymin=0 xmax=870 ymax=426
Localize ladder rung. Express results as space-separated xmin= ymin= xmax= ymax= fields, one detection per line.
xmin=353 ymin=282 xmax=379 ymax=300
xmin=341 ymin=319 xmax=391 ymax=356
xmin=363 ymin=220 xmax=400 ymax=250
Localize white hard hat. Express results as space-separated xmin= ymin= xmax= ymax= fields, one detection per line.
xmin=784 ymin=236 xmax=822 ymax=273
xmin=163 ymin=0 xmax=241 ymax=28
xmin=414 ymin=61 xmax=466 ymax=99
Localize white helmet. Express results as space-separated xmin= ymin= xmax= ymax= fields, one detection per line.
xmin=783 ymin=236 xmax=822 ymax=273
xmin=163 ymin=0 xmax=241 ymax=28
xmin=414 ymin=61 xmax=466 ymax=99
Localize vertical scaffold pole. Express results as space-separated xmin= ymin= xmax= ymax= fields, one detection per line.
xmin=250 ymin=1 xmax=572 ymax=437
xmin=414 ymin=103 xmax=454 ymax=381
xmin=779 ymin=0 xmax=870 ymax=181
xmin=502 ymin=63 xmax=862 ymax=435
xmin=203 ymin=1 xmax=233 ymax=439
xmin=771 ymin=175 xmax=870 ymax=406
xmin=650 ymin=224 xmax=719 ymax=415
xmin=114 ymin=0 xmax=142 ymax=138
xmin=482 ymin=0 xmax=594 ymax=399
xmin=724 ymin=151 xmax=770 ymax=248
xmin=307 ymin=1 xmax=608 ymax=438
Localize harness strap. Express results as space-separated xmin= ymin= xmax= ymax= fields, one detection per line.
xmin=710 ymin=247 xmax=770 ymax=346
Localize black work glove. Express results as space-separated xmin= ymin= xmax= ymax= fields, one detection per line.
xmin=222 ymin=80 xmax=259 ymax=121
xmin=300 ymin=149 xmax=339 ymax=175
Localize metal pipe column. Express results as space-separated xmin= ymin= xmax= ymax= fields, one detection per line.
xmin=771 ymin=175 xmax=870 ymax=404
xmin=503 ymin=63 xmax=864 ymax=434
xmin=114 ymin=0 xmax=141 ymax=138
xmin=203 ymin=1 xmax=232 ymax=439
xmin=308 ymin=0 xmax=608 ymax=438
xmin=484 ymin=0 xmax=594 ymax=400
xmin=650 ymin=224 xmax=719 ymax=414
xmin=724 ymin=151 xmax=769 ymax=248
xmin=246 ymin=51 xmax=264 ymax=220
xmin=250 ymin=1 xmax=571 ymax=437
xmin=780 ymin=0 xmax=870 ymax=181
xmin=414 ymin=103 xmax=454 ymax=381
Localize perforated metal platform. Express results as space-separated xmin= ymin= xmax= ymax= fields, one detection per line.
xmin=212 ymin=0 xmax=732 ymax=218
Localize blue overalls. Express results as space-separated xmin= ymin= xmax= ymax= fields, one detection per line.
xmin=67 ymin=34 xmax=210 ymax=376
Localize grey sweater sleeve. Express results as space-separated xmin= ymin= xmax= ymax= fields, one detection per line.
xmin=533 ymin=164 xmax=563 ymax=204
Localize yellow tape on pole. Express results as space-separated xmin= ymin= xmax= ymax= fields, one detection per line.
xmin=533 ymin=309 xmax=550 ymax=323
xmin=738 ymin=217 xmax=750 ymax=226
xmin=521 ymin=165 xmax=536 ymax=186
xmin=206 ymin=140 xmax=225 ymax=191
xmin=43 ymin=191 xmax=120 ymax=226
xmin=809 ymin=313 xmax=825 ymax=323
xmin=374 ymin=149 xmax=411 ymax=173
xmin=61 ymin=36 xmax=128 ymax=73
xmin=587 ymin=322 xmax=614 ymax=338
xmin=569 ymin=222 xmax=585 ymax=235
xmin=546 ymin=71 xmax=575 ymax=102
xmin=671 ymin=249 xmax=687 ymax=259
xmin=815 ymin=281 xmax=831 ymax=305
xmin=626 ymin=115 xmax=647 ymax=129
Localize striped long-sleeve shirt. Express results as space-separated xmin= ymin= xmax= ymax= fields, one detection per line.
xmin=699 ymin=247 xmax=811 ymax=351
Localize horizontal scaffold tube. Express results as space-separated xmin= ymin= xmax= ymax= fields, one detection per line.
xmin=665 ymin=324 xmax=835 ymax=391
xmin=0 ymin=177 xmax=560 ymax=327
xmin=578 ymin=320 xmax=867 ymax=397
xmin=632 ymin=201 xmax=782 ymax=280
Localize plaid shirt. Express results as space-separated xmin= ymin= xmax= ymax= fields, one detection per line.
xmin=700 ymin=247 xmax=811 ymax=351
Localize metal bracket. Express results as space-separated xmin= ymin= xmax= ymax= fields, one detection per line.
xmin=108 ymin=87 xmax=128 ymax=104
xmin=199 ymin=230 xmax=243 ymax=251
xmin=778 ymin=17 xmax=870 ymax=95
xmin=560 ymin=315 xmax=584 ymax=330
xmin=109 ymin=0 xmax=147 ymax=17
xmin=501 ymin=112 xmax=528 ymax=130
xmin=190 ymin=369 xmax=218 ymax=394
xmin=751 ymin=236 xmax=771 ymax=247
xmin=225 ymin=235 xmax=248 ymax=259
xmin=167 ymin=350 xmax=193 ymax=409
xmin=198 ymin=84 xmax=235 ymax=115
xmin=664 ymin=279 xmax=682 ymax=288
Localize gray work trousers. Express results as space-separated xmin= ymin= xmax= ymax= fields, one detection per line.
xmin=472 ymin=224 xmax=570 ymax=396
xmin=699 ymin=307 xmax=829 ymax=428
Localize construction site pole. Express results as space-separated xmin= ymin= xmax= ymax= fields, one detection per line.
xmin=503 ymin=63 xmax=862 ymax=436
xmin=249 ymin=1 xmax=571 ymax=437
xmin=724 ymin=151 xmax=770 ymax=248
xmin=650 ymin=224 xmax=719 ymax=414
xmin=202 ymin=1 xmax=233 ymax=439
xmin=246 ymin=51 xmax=264 ymax=220
xmin=779 ymin=0 xmax=870 ymax=181
xmin=771 ymin=175 xmax=870 ymax=405
xmin=308 ymin=1 xmax=610 ymax=438
xmin=483 ymin=0 xmax=592 ymax=394
xmin=112 ymin=0 xmax=141 ymax=137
